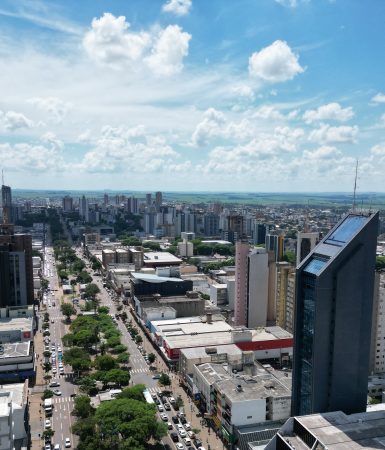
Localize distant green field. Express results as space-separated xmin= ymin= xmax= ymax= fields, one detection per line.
xmin=13 ymin=189 xmax=385 ymax=210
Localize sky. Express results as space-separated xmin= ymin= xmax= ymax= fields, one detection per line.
xmin=1 ymin=0 xmax=385 ymax=192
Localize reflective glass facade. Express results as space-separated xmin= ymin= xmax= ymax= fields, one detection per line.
xmin=296 ymin=274 xmax=316 ymax=415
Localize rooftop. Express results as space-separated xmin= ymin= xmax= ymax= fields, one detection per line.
xmin=0 ymin=317 xmax=33 ymax=332
xmin=0 ymin=342 xmax=31 ymax=359
xmin=143 ymin=252 xmax=182 ymax=264
xmin=278 ymin=410 xmax=385 ymax=449
xmin=131 ymin=272 xmax=183 ymax=283
xmin=195 ymin=362 xmax=291 ymax=401
xmin=180 ymin=343 xmax=242 ymax=360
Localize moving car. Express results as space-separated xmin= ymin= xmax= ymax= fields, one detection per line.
xmin=53 ymin=389 xmax=62 ymax=396
xmin=49 ymin=381 xmax=60 ymax=388
xmin=65 ymin=438 xmax=71 ymax=448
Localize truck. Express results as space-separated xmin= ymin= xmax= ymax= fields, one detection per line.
xmin=44 ymin=398 xmax=53 ymax=416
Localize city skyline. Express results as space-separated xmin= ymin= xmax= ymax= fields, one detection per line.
xmin=1 ymin=0 xmax=385 ymax=191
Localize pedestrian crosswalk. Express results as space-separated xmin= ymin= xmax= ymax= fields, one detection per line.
xmin=130 ymin=368 xmax=150 ymax=374
xmin=147 ymin=386 xmax=162 ymax=395
xmin=52 ymin=396 xmax=75 ymax=404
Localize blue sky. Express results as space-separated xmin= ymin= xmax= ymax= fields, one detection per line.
xmin=0 ymin=0 xmax=385 ymax=192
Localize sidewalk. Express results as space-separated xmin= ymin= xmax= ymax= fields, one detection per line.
xmin=125 ymin=307 xmax=225 ymax=450
xmin=30 ymin=323 xmax=48 ymax=450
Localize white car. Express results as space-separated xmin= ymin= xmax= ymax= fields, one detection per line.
xmin=45 ymin=419 xmax=51 ymax=428
xmin=54 ymin=445 xmax=61 ymax=450
xmin=184 ymin=437 xmax=191 ymax=446
xmin=65 ymin=438 xmax=71 ymax=448
xmin=52 ymin=367 xmax=57 ymax=374
xmin=176 ymin=444 xmax=184 ymax=450
xmin=53 ymin=389 xmax=62 ymax=396
xmin=49 ymin=381 xmax=60 ymax=388
xmin=168 ymin=396 xmax=176 ymax=404
xmin=160 ymin=413 xmax=168 ymax=421
xmin=179 ymin=430 xmax=187 ymax=438
xmin=157 ymin=404 xmax=164 ymax=412
xmin=184 ymin=422 xmax=191 ymax=431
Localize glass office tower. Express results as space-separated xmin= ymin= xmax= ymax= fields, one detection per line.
xmin=292 ymin=212 xmax=379 ymax=416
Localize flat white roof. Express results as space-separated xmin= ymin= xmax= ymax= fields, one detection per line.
xmin=132 ymin=272 xmax=183 ymax=283
xmin=143 ymin=252 xmax=182 ymax=263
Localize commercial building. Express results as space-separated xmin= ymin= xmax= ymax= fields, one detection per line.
xmin=210 ymin=284 xmax=228 ymax=306
xmin=370 ymin=271 xmax=385 ymax=374
xmin=0 ymin=317 xmax=33 ymax=342
xmin=265 ymin=409 xmax=385 ymax=450
xmin=193 ymin=361 xmax=291 ymax=447
xmin=0 ymin=381 xmax=28 ymax=450
xmin=292 ymin=212 xmax=379 ymax=416
xmin=134 ymin=292 xmax=204 ymax=325
xmin=142 ymin=251 xmax=182 ymax=268
xmin=178 ymin=240 xmax=194 ymax=257
xmin=0 ymin=227 xmax=34 ymax=307
xmin=0 ymin=341 xmax=35 ymax=382
xmin=234 ymin=242 xmax=269 ymax=328
xmin=152 ymin=316 xmax=292 ymax=362
xmin=130 ymin=272 xmax=193 ymax=298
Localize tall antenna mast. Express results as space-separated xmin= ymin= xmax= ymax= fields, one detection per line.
xmin=352 ymin=159 xmax=358 ymax=213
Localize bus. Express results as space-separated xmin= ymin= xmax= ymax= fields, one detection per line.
xmin=143 ymin=389 xmax=154 ymax=404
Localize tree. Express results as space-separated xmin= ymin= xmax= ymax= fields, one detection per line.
xmin=63 ymin=347 xmax=92 ymax=375
xmin=104 ymin=368 xmax=130 ymax=386
xmin=85 ymin=283 xmax=100 ymax=299
xmin=43 ymin=362 xmax=52 ymax=373
xmin=41 ymin=278 xmax=49 ymax=290
xmin=376 ymin=256 xmax=385 ymax=271
xmin=111 ymin=344 xmax=128 ymax=354
xmin=91 ymin=259 xmax=102 ymax=271
xmin=116 ymin=352 xmax=130 ymax=364
xmin=77 ymin=270 xmax=92 ymax=284
xmin=73 ymin=395 xmax=95 ymax=419
xmin=135 ymin=335 xmax=143 ymax=345
xmin=61 ymin=302 xmax=76 ymax=321
xmin=117 ymin=384 xmax=146 ymax=402
xmin=42 ymin=389 xmax=54 ymax=400
xmin=120 ymin=311 xmax=128 ymax=322
xmin=73 ymin=259 xmax=86 ymax=273
xmin=94 ymin=355 xmax=117 ymax=371
xmin=79 ymin=376 xmax=98 ymax=396
xmin=158 ymin=373 xmax=171 ymax=387
xmin=98 ymin=306 xmax=110 ymax=314
xmin=147 ymin=353 xmax=156 ymax=364
xmin=175 ymin=396 xmax=184 ymax=410
xmin=42 ymin=429 xmax=55 ymax=441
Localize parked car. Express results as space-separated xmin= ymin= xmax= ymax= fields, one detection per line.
xmin=172 ymin=415 xmax=179 ymax=424
xmin=160 ymin=413 xmax=168 ymax=421
xmin=170 ymin=432 xmax=179 ymax=442
xmin=164 ymin=403 xmax=171 ymax=411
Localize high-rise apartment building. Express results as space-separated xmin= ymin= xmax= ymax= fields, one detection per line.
xmin=292 ymin=212 xmax=379 ymax=416
xmin=146 ymin=193 xmax=152 ymax=207
xmin=62 ymin=195 xmax=73 ymax=212
xmin=296 ymin=231 xmax=319 ymax=266
xmin=204 ymin=213 xmax=219 ymax=237
xmin=234 ymin=242 xmax=269 ymax=327
xmin=265 ymin=234 xmax=284 ymax=262
xmin=275 ymin=262 xmax=296 ymax=333
xmin=0 ymin=226 xmax=34 ymax=306
xmin=1 ymin=185 xmax=12 ymax=224
xmin=155 ymin=191 xmax=162 ymax=211
xmin=79 ymin=195 xmax=89 ymax=222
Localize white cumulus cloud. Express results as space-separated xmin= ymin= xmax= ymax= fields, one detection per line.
xmin=371 ymin=92 xmax=385 ymax=104
xmin=303 ymin=145 xmax=341 ymax=160
xmin=28 ymin=96 xmax=72 ymax=123
xmin=308 ymin=124 xmax=358 ymax=144
xmin=145 ymin=25 xmax=191 ymax=76
xmin=0 ymin=110 xmax=34 ymax=131
xmin=162 ymin=0 xmax=192 ymax=16
xmin=83 ymin=13 xmax=191 ymax=76
xmin=303 ymin=102 xmax=354 ymax=124
xmin=371 ymin=142 xmax=385 ymax=156
xmin=248 ymin=40 xmax=304 ymax=83
xmin=191 ymin=108 xmax=226 ymax=146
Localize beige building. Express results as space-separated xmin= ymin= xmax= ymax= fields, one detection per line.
xmin=275 ymin=262 xmax=296 ymax=333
